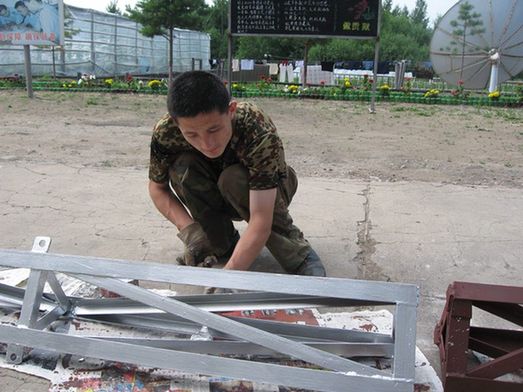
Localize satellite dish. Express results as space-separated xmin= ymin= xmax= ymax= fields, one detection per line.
xmin=430 ymin=0 xmax=523 ymax=92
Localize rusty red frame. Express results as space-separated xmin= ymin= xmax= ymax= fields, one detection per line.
xmin=434 ymin=281 xmax=523 ymax=391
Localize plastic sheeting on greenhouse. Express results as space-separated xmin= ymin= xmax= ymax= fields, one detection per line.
xmin=0 ymin=4 xmax=210 ymax=77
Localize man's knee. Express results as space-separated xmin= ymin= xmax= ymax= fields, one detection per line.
xmin=217 ymin=164 xmax=249 ymax=196
xmin=217 ymin=165 xmax=249 ymax=219
xmin=171 ymin=153 xmax=201 ymax=179
xmin=170 ymin=153 xmax=216 ymax=190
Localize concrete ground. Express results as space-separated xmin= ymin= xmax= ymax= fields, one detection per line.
xmin=286 ymin=177 xmax=523 ymax=369
xmin=1 ymin=165 xmax=523 ymax=389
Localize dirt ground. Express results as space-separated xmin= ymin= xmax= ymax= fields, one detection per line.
xmin=1 ymin=90 xmax=522 ymax=188
xmin=0 ymin=90 xmax=522 ymax=390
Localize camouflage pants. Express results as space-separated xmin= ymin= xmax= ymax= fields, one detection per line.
xmin=169 ymin=152 xmax=311 ymax=272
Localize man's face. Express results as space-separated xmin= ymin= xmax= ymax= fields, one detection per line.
xmin=26 ymin=0 xmax=40 ymax=13
xmin=16 ymin=5 xmax=29 ymax=16
xmin=0 ymin=8 xmax=9 ymax=16
xmin=176 ymin=101 xmax=236 ymax=159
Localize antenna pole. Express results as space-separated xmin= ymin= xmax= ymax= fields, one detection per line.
xmin=488 ymin=51 xmax=500 ymax=93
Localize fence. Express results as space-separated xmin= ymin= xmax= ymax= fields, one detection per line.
xmin=0 ymin=5 xmax=210 ymax=77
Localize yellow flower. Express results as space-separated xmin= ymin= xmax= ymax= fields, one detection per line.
xmin=287 ymin=84 xmax=299 ymax=93
xmin=147 ymin=80 xmax=162 ymax=90
xmin=344 ymin=78 xmax=351 ymax=88
xmin=424 ymin=89 xmax=440 ymax=98
xmin=488 ymin=90 xmax=500 ymax=99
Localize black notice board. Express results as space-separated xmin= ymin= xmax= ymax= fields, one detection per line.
xmin=231 ymin=0 xmax=380 ymax=38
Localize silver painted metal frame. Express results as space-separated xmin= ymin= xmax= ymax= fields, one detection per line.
xmin=0 ymin=239 xmax=418 ymax=392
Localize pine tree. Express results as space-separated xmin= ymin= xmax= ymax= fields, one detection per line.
xmin=411 ymin=0 xmax=428 ymax=28
xmin=106 ymin=0 xmax=122 ymax=15
xmin=448 ymin=1 xmax=485 ymax=81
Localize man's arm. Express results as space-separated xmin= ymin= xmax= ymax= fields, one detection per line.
xmin=224 ymin=188 xmax=277 ymax=271
xmin=148 ymin=180 xmax=193 ymax=230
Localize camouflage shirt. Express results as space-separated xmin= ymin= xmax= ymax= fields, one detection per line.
xmin=148 ymin=102 xmax=288 ymax=190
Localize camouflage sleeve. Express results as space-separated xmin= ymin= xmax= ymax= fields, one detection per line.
xmin=148 ymin=134 xmax=171 ymax=183
xmin=245 ymin=133 xmax=287 ymax=190
xmin=240 ymin=105 xmax=287 ymax=190
xmin=148 ymin=115 xmax=178 ymax=183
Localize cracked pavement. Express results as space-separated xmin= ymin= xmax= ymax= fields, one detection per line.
xmin=1 ymin=92 xmax=523 ymax=390
xmin=2 ymin=168 xmax=523 ymax=391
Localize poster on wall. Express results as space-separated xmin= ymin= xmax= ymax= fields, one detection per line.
xmin=0 ymin=0 xmax=63 ymax=46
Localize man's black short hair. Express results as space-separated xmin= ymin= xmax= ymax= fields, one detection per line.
xmin=167 ymin=71 xmax=230 ymax=119
xmin=0 ymin=5 xmax=7 ymax=11
xmin=14 ymin=1 xmax=25 ymax=8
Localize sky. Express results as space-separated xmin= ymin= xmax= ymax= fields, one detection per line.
xmin=63 ymin=0 xmax=459 ymax=24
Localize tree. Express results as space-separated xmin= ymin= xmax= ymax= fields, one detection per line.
xmin=308 ymin=38 xmax=375 ymax=62
xmin=236 ymin=36 xmax=314 ymax=62
xmin=308 ymin=5 xmax=431 ymax=64
xmin=202 ymin=0 xmax=434 ymax=68
xmin=411 ymin=0 xmax=428 ymax=28
xmin=202 ymin=0 xmax=228 ymax=59
xmin=127 ymin=0 xmax=207 ymax=84
xmin=382 ymin=0 xmax=393 ymax=13
xmin=380 ymin=10 xmax=430 ymax=61
xmin=63 ymin=5 xmax=79 ymax=39
xmin=106 ymin=0 xmax=122 ymax=15
xmin=433 ymin=14 xmax=443 ymax=29
xmin=448 ymin=1 xmax=485 ymax=81
xmin=391 ymin=4 xmax=409 ymax=17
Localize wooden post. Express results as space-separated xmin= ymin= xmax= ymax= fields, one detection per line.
xmin=227 ymin=0 xmax=233 ymax=96
xmin=303 ymin=40 xmax=309 ymax=87
xmin=52 ymin=46 xmax=56 ymax=78
xmin=169 ymin=27 xmax=174 ymax=86
xmin=23 ymin=45 xmax=34 ymax=98
xmin=369 ymin=0 xmax=383 ymax=113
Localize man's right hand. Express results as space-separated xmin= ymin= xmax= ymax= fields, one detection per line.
xmin=176 ymin=222 xmax=218 ymax=267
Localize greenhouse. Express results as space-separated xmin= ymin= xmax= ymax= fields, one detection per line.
xmin=0 ymin=4 xmax=211 ymax=77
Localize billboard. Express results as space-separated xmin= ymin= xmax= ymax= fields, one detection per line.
xmin=0 ymin=0 xmax=63 ymax=46
xmin=231 ymin=0 xmax=380 ymax=38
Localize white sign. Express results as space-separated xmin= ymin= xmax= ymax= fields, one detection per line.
xmin=0 ymin=0 xmax=63 ymax=46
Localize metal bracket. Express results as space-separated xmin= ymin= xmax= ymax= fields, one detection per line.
xmin=434 ymin=281 xmax=523 ymax=391
xmin=6 ymin=237 xmax=72 ymax=364
xmin=31 ymin=236 xmax=51 ymax=253
xmin=0 ymin=238 xmax=419 ymax=391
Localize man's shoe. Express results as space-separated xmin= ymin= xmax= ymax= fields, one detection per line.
xmin=294 ymin=249 xmax=326 ymax=277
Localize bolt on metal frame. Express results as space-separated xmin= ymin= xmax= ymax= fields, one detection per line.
xmin=0 ymin=237 xmax=418 ymax=392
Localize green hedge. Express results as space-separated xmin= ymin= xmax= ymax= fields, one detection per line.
xmin=1 ymin=82 xmax=521 ymax=108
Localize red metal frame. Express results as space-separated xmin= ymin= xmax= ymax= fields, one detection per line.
xmin=434 ymin=281 xmax=523 ymax=391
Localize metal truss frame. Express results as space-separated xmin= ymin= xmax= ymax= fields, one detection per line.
xmin=434 ymin=281 xmax=523 ymax=392
xmin=0 ymin=238 xmax=418 ymax=392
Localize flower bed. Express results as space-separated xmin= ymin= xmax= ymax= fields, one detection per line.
xmin=0 ymin=74 xmax=169 ymax=95
xmin=232 ymin=85 xmax=521 ymax=107
xmin=1 ymin=76 xmax=521 ymax=108
xmin=228 ymin=75 xmax=522 ymax=107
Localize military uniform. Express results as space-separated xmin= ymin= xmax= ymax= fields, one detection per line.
xmin=149 ymin=102 xmax=311 ymax=272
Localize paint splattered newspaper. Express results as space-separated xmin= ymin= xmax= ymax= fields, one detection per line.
xmin=0 ymin=270 xmax=442 ymax=391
